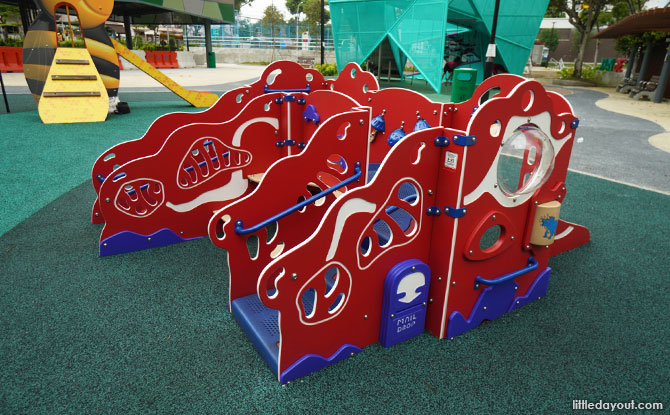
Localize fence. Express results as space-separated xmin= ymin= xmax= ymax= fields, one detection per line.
xmin=184 ymin=15 xmax=334 ymax=51
xmin=185 ymin=35 xmax=334 ymax=51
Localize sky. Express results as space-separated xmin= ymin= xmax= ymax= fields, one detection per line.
xmin=239 ymin=0 xmax=667 ymax=22
xmin=240 ymin=0 xmax=292 ymax=20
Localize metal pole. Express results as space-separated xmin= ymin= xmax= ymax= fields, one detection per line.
xmin=0 ymin=70 xmax=10 ymax=113
xmin=636 ymin=39 xmax=653 ymax=88
xmin=654 ymin=38 xmax=670 ymax=103
xmin=185 ymin=25 xmax=189 ymax=51
xmin=123 ymin=13 xmax=133 ymax=49
xmin=483 ymin=0 xmax=501 ymax=80
xmin=624 ymin=47 xmax=636 ymax=79
xmin=18 ymin=0 xmax=32 ymax=36
xmin=320 ymin=0 xmax=325 ymax=65
xmin=205 ymin=20 xmax=214 ymax=68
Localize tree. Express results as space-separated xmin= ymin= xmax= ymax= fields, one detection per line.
xmin=261 ymin=5 xmax=286 ymax=38
xmin=262 ymin=5 xmax=286 ymax=25
xmin=303 ymin=0 xmax=329 ymax=37
xmin=286 ymin=0 xmax=303 ymax=16
xmin=234 ymin=0 xmax=254 ymax=11
xmin=286 ymin=0 xmax=304 ymax=38
xmin=538 ymin=28 xmax=559 ymax=52
xmin=0 ymin=4 xmax=20 ymax=40
xmin=549 ymin=0 xmax=611 ymax=78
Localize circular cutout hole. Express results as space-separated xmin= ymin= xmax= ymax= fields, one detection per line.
xmin=363 ymin=83 xmax=369 ymax=93
xmin=351 ymin=67 xmax=357 ymax=78
xmin=306 ymin=73 xmax=313 ymax=82
xmin=236 ymin=93 xmax=244 ymax=103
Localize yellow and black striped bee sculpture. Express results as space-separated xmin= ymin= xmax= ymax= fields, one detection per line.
xmin=22 ymin=0 xmax=120 ymax=107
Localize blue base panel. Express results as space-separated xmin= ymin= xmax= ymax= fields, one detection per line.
xmin=447 ymin=267 xmax=552 ymax=339
xmin=231 ymin=294 xmax=280 ymax=376
xmin=280 ymin=344 xmax=362 ymax=384
xmin=507 ymin=267 xmax=551 ymax=312
xmin=100 ymin=228 xmax=200 ymax=257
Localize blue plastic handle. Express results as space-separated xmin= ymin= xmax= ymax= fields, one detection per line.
xmin=264 ymin=84 xmax=311 ymax=93
xmin=474 ymin=257 xmax=538 ymax=289
xmin=234 ymin=163 xmax=362 ymax=235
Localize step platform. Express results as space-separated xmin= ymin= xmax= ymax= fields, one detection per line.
xmin=231 ymin=270 xmax=337 ymax=377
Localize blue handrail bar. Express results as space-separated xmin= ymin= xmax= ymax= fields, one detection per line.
xmin=234 ymin=162 xmax=362 ymax=235
xmin=264 ymin=84 xmax=311 ymax=93
xmin=474 ymin=257 xmax=538 ymax=289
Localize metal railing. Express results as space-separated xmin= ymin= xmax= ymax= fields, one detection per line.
xmin=185 ymin=35 xmax=334 ymax=51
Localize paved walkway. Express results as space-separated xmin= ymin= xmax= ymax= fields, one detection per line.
xmin=0 ymin=64 xmax=267 ymax=93
xmin=556 ymin=87 xmax=670 ymax=194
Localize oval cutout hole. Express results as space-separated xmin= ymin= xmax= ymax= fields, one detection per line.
xmin=478 ymin=87 xmax=501 ymax=105
xmin=301 ymin=288 xmax=316 ymax=318
xmin=266 ymin=69 xmax=281 ymax=85
xmin=490 ymin=120 xmax=502 ymax=137
xmin=324 ymin=266 xmax=338 ymax=296
xmin=246 ymin=234 xmax=259 ymax=260
xmin=328 ymin=293 xmax=345 ymax=314
xmin=522 ymin=89 xmax=535 ymax=112
xmin=397 ymin=181 xmax=419 ymax=205
xmin=360 ymin=236 xmax=372 ymax=256
xmin=480 ymin=225 xmax=502 ymax=251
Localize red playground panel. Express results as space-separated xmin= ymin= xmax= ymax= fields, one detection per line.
xmin=92 ymin=62 xmax=589 ymax=383
xmin=207 ymin=69 xmax=589 ymax=383
xmin=92 ymin=61 xmax=378 ymax=256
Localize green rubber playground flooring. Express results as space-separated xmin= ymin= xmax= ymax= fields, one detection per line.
xmin=0 ymin=100 xmax=202 ymax=236
xmin=1 ymin=98 xmax=669 ymax=414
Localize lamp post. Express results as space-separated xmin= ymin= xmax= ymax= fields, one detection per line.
xmin=320 ymin=0 xmax=325 ymax=64
xmin=483 ymin=0 xmax=501 ymax=80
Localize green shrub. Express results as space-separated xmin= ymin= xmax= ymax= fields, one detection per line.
xmin=133 ymin=35 xmax=144 ymax=49
xmin=140 ymin=43 xmax=183 ymax=51
xmin=558 ymin=64 xmax=603 ymax=83
xmin=57 ymin=39 xmax=86 ymax=48
xmin=0 ymin=37 xmax=24 ymax=47
xmin=315 ymin=63 xmax=338 ymax=76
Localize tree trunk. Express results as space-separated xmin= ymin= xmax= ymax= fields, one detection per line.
xmin=573 ymin=29 xmax=589 ymax=78
xmin=573 ymin=9 xmax=597 ymax=79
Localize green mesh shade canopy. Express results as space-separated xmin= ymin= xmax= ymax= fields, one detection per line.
xmin=331 ymin=0 xmax=549 ymax=93
xmin=116 ymin=0 xmax=235 ymax=24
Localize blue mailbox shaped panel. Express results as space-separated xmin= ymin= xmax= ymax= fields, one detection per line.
xmin=380 ymin=259 xmax=431 ymax=348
